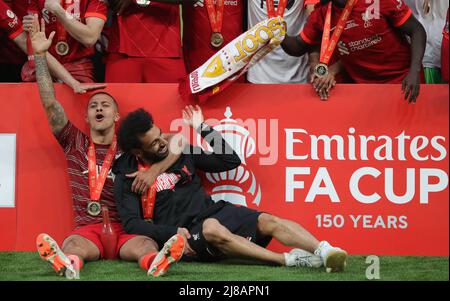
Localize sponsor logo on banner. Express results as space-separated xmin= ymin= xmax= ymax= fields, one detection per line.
xmin=0 ymin=134 xmax=16 ymax=208
xmin=198 ymin=107 xmax=262 ymax=207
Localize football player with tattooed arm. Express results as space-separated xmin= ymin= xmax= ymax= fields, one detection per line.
xmin=29 ymin=15 xmax=187 ymax=278
xmin=281 ymin=0 xmax=427 ymax=103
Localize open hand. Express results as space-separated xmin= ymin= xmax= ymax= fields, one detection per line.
xmin=182 ymin=105 xmax=204 ymax=131
xmin=29 ymin=15 xmax=55 ymax=55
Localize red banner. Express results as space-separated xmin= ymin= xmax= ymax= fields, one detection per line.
xmin=0 ymin=83 xmax=448 ymax=256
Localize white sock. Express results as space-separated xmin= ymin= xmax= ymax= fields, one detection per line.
xmin=283 ymin=252 xmax=291 ymax=266
xmin=314 ymin=241 xmax=332 ymax=260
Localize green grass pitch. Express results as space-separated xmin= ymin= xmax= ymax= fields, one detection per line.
xmin=0 ymin=252 xmax=448 ymax=281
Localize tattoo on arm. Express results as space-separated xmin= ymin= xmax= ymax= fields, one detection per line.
xmin=35 ymin=54 xmax=68 ymax=136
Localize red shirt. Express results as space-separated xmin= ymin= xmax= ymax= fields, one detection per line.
xmin=182 ymin=0 xmax=244 ymax=73
xmin=11 ymin=0 xmax=28 ymax=20
xmin=0 ymin=0 xmax=25 ymax=65
xmin=301 ymin=0 xmax=412 ymax=83
xmin=107 ymin=2 xmax=182 ymax=58
xmin=27 ymin=0 xmax=107 ymax=64
xmin=57 ymin=121 xmax=120 ymax=228
xmin=0 ymin=0 xmax=22 ymax=39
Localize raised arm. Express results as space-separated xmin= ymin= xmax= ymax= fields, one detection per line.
xmin=183 ymin=105 xmax=241 ymax=173
xmin=30 ymin=16 xmax=68 ymax=136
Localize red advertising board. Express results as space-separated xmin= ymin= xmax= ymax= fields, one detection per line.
xmin=0 ymin=83 xmax=448 ymax=256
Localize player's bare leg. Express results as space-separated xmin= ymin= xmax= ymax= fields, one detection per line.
xmin=119 ymin=235 xmax=158 ymax=270
xmin=256 ymin=213 xmax=348 ymax=272
xmin=61 ymin=234 xmax=101 ymax=273
xmin=256 ymin=213 xmax=320 ymax=252
xmin=120 ymin=235 xmax=185 ymax=277
xmin=62 ymin=234 xmax=101 ymax=262
xmin=36 ymin=233 xmax=94 ymax=277
xmin=202 ymin=218 xmax=285 ymax=265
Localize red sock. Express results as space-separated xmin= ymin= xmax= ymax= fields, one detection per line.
xmin=67 ymin=254 xmax=84 ymax=270
xmin=139 ymin=252 xmax=157 ymax=271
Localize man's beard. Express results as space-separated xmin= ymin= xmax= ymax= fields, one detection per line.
xmin=142 ymin=150 xmax=167 ymax=164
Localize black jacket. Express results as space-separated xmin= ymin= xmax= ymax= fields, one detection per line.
xmin=112 ymin=124 xmax=241 ymax=245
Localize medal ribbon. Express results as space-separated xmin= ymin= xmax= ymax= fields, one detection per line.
xmin=56 ymin=0 xmax=68 ymax=51
xmin=205 ymin=0 xmax=224 ymax=34
xmin=137 ymin=163 xmax=158 ymax=220
xmin=88 ymin=136 xmax=117 ymax=202
xmin=319 ymin=0 xmax=357 ymax=65
xmin=266 ymin=0 xmax=287 ymax=18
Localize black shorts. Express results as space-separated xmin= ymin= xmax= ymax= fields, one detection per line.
xmin=185 ymin=202 xmax=272 ymax=262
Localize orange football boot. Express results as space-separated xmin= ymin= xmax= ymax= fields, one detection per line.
xmin=36 ymin=233 xmax=76 ymax=277
xmin=148 ymin=234 xmax=185 ymax=277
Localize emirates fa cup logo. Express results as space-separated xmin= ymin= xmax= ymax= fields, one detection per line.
xmin=197 ymin=107 xmax=262 ymax=207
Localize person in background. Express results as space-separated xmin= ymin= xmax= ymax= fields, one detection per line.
xmin=105 ymin=0 xmax=195 ymax=83
xmin=0 ymin=0 xmax=26 ymax=82
xmin=440 ymin=8 xmax=448 ymax=83
xmin=0 ymin=0 xmax=98 ymax=92
xmin=403 ymin=0 xmax=449 ymax=84
xmin=247 ymin=0 xmax=319 ymax=84
xmin=21 ymin=0 xmax=108 ymax=83
xmin=281 ymin=0 xmax=427 ymax=103
xmin=182 ymin=0 xmax=245 ymax=74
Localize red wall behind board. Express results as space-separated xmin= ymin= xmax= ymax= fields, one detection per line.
xmin=0 ymin=83 xmax=448 ymax=256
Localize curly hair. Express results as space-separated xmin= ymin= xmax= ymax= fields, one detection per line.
xmin=117 ymin=108 xmax=154 ymax=153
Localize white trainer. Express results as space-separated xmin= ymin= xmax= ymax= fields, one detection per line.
xmin=284 ymin=248 xmax=323 ymax=268
xmin=314 ymin=241 xmax=348 ymax=273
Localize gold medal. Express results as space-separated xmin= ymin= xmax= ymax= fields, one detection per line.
xmin=314 ymin=63 xmax=329 ymax=78
xmin=55 ymin=41 xmax=69 ymax=56
xmin=210 ymin=32 xmax=224 ymax=48
xmin=87 ymin=201 xmax=101 ymax=216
